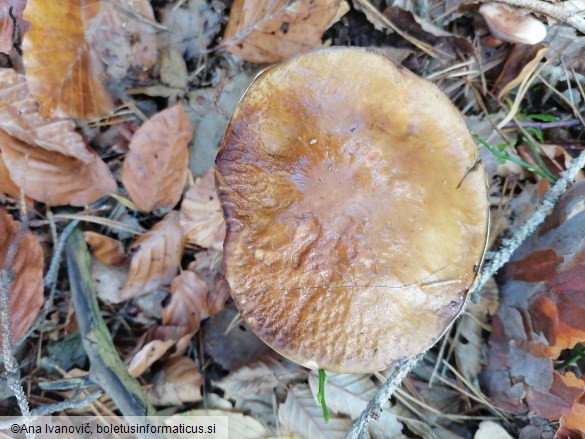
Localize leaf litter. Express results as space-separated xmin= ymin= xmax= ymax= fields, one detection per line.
xmin=1 ymin=0 xmax=585 ymax=437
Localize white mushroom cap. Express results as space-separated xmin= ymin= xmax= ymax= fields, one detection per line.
xmin=480 ymin=3 xmax=547 ymax=45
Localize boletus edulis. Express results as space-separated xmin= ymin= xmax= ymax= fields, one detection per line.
xmin=215 ymin=47 xmax=489 ymax=373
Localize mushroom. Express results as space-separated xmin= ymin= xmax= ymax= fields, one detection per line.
xmin=215 ymin=47 xmax=489 ymax=373
xmin=479 ymin=3 xmax=547 ymax=45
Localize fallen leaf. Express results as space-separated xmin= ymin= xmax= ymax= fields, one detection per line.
xmin=481 ymin=180 xmax=585 ymax=435
xmin=278 ymin=384 xmax=351 ymax=439
xmin=559 ymin=399 xmax=585 ymax=439
xmin=163 ymin=270 xmax=208 ymax=333
xmin=84 ymin=231 xmax=127 ymax=266
xmin=178 ymin=409 xmax=271 ymax=438
xmin=214 ymin=361 xmax=280 ymax=398
xmin=122 ymin=104 xmax=192 ymax=212
xmin=0 ymin=149 xmax=21 ymax=199
xmin=121 ymin=210 xmax=186 ymax=300
xmin=493 ymin=44 xmax=547 ymax=99
xmin=180 ymin=168 xmax=226 ymax=250
xmin=87 ymin=0 xmax=158 ymax=79
xmin=0 ymin=69 xmax=94 ymax=162
xmin=0 ymin=3 xmax=14 ymax=54
xmin=0 ymin=208 xmax=44 ymax=349
xmin=145 ymin=356 xmax=203 ymax=406
xmin=308 ymin=373 xmax=403 ymax=438
xmin=159 ymin=48 xmax=188 ymax=90
xmin=91 ymin=258 xmax=128 ymax=304
xmin=188 ymin=250 xmax=229 ymax=316
xmin=22 ymin=0 xmax=114 ymax=118
xmin=127 ymin=325 xmax=191 ymax=377
xmin=0 ymin=130 xmax=117 ymax=206
xmin=222 ymin=0 xmax=342 ymax=63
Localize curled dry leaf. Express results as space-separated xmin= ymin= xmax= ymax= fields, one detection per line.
xmin=122 ymin=104 xmax=192 ymax=212
xmin=0 ymin=130 xmax=117 ymax=206
xmin=0 ymin=208 xmax=44 ymax=350
xmin=22 ymin=0 xmax=114 ymax=118
xmin=128 ymin=325 xmax=192 ymax=376
xmin=163 ymin=271 xmax=208 ymax=333
xmin=84 ymin=231 xmax=127 ymax=266
xmin=121 ymin=211 xmax=186 ymax=300
xmin=145 ymin=356 xmax=203 ymax=406
xmin=188 ymin=250 xmax=229 ymax=316
xmin=180 ymin=168 xmax=226 ymax=250
xmin=482 ymin=180 xmax=585 ymax=435
xmin=0 ymin=150 xmax=21 ymax=199
xmin=0 ymin=69 xmax=94 ymax=162
xmin=222 ymin=0 xmax=342 ymax=63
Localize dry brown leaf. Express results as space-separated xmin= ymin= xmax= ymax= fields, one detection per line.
xmin=91 ymin=258 xmax=128 ymax=304
xmin=145 ymin=356 xmax=203 ymax=406
xmin=122 ymin=104 xmax=192 ymax=212
xmin=0 ymin=208 xmax=44 ymax=349
xmin=0 ymin=149 xmax=21 ymax=199
xmin=0 ymin=130 xmax=117 ymax=206
xmin=188 ymin=250 xmax=229 ymax=316
xmin=84 ymin=231 xmax=127 ymax=266
xmin=180 ymin=169 xmax=225 ymax=250
xmin=22 ymin=0 xmax=114 ymax=118
xmin=0 ymin=3 xmax=14 ymax=54
xmin=222 ymin=0 xmax=342 ymax=63
xmin=121 ymin=211 xmax=186 ymax=300
xmin=128 ymin=325 xmax=192 ymax=376
xmin=163 ymin=271 xmax=208 ymax=333
xmin=87 ymin=0 xmax=158 ymax=79
xmin=0 ymin=69 xmax=93 ymax=162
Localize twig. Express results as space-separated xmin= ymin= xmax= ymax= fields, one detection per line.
xmin=474 ymin=0 xmax=585 ymax=34
xmin=66 ymin=226 xmax=156 ymax=417
xmin=503 ymin=119 xmax=581 ymax=129
xmin=0 ymin=218 xmax=34 ymax=439
xmin=345 ymin=148 xmax=585 ymax=437
xmin=30 ymin=391 xmax=103 ymax=416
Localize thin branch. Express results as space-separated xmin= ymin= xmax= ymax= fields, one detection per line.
xmin=0 ymin=218 xmax=34 ymax=439
xmin=345 ymin=148 xmax=585 ymax=437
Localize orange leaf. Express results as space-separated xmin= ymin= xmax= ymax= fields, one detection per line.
xmin=0 ymin=130 xmax=117 ymax=206
xmin=122 ymin=104 xmax=191 ymax=212
xmin=163 ymin=271 xmax=208 ymax=333
xmin=180 ymin=169 xmax=225 ymax=250
xmin=84 ymin=231 xmax=127 ymax=266
xmin=22 ymin=0 xmax=114 ymax=118
xmin=188 ymin=250 xmax=229 ymax=317
xmin=0 ymin=208 xmax=44 ymax=350
xmin=0 ymin=149 xmax=21 ymax=199
xmin=121 ymin=211 xmax=186 ymax=300
xmin=222 ymin=0 xmax=342 ymax=63
xmin=0 ymin=69 xmax=94 ymax=162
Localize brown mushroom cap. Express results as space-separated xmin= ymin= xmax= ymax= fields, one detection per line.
xmin=215 ymin=47 xmax=489 ymax=373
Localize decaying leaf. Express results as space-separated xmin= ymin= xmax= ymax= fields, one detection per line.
xmin=214 ymin=361 xmax=281 ymax=398
xmin=145 ymin=356 xmax=203 ymax=406
xmin=0 ymin=149 xmax=21 ymax=199
xmin=84 ymin=231 xmax=127 ymax=266
xmin=278 ymin=384 xmax=351 ymax=439
xmin=308 ymin=373 xmax=403 ymax=438
xmin=127 ymin=325 xmax=191 ymax=377
xmin=482 ymin=180 xmax=585 ymax=435
xmin=0 ymin=208 xmax=44 ymax=349
xmin=0 ymin=130 xmax=117 ymax=206
xmin=0 ymin=0 xmax=27 ymax=55
xmin=121 ymin=211 xmax=186 ymax=300
xmin=493 ymin=44 xmax=547 ymax=99
xmin=180 ymin=168 xmax=226 ymax=250
xmin=22 ymin=0 xmax=114 ymax=118
xmin=163 ymin=270 xmax=208 ymax=333
xmin=0 ymin=69 xmax=94 ymax=162
xmin=22 ymin=0 xmax=157 ymax=118
xmin=122 ymin=104 xmax=192 ymax=212
xmin=222 ymin=0 xmax=342 ymax=63
xmin=91 ymin=258 xmax=128 ymax=304
xmin=188 ymin=249 xmax=229 ymax=317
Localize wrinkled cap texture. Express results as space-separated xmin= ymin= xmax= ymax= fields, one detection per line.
xmin=215 ymin=47 xmax=489 ymax=373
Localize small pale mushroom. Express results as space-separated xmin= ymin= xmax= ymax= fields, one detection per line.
xmin=215 ymin=47 xmax=489 ymax=373
xmin=479 ymin=3 xmax=547 ymax=45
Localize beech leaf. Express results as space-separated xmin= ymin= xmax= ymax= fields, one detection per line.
xmin=163 ymin=271 xmax=208 ymax=333
xmin=0 ymin=130 xmax=117 ymax=206
xmin=121 ymin=211 xmax=186 ymax=300
xmin=84 ymin=231 xmax=127 ymax=266
xmin=278 ymin=384 xmax=350 ymax=439
xmin=177 ymin=409 xmax=270 ymax=438
xmin=0 ymin=69 xmax=94 ymax=162
xmin=180 ymin=168 xmax=226 ymax=250
xmin=222 ymin=0 xmax=342 ymax=63
xmin=145 ymin=357 xmax=203 ymax=406
xmin=0 ymin=208 xmax=44 ymax=350
xmin=122 ymin=104 xmax=192 ymax=213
